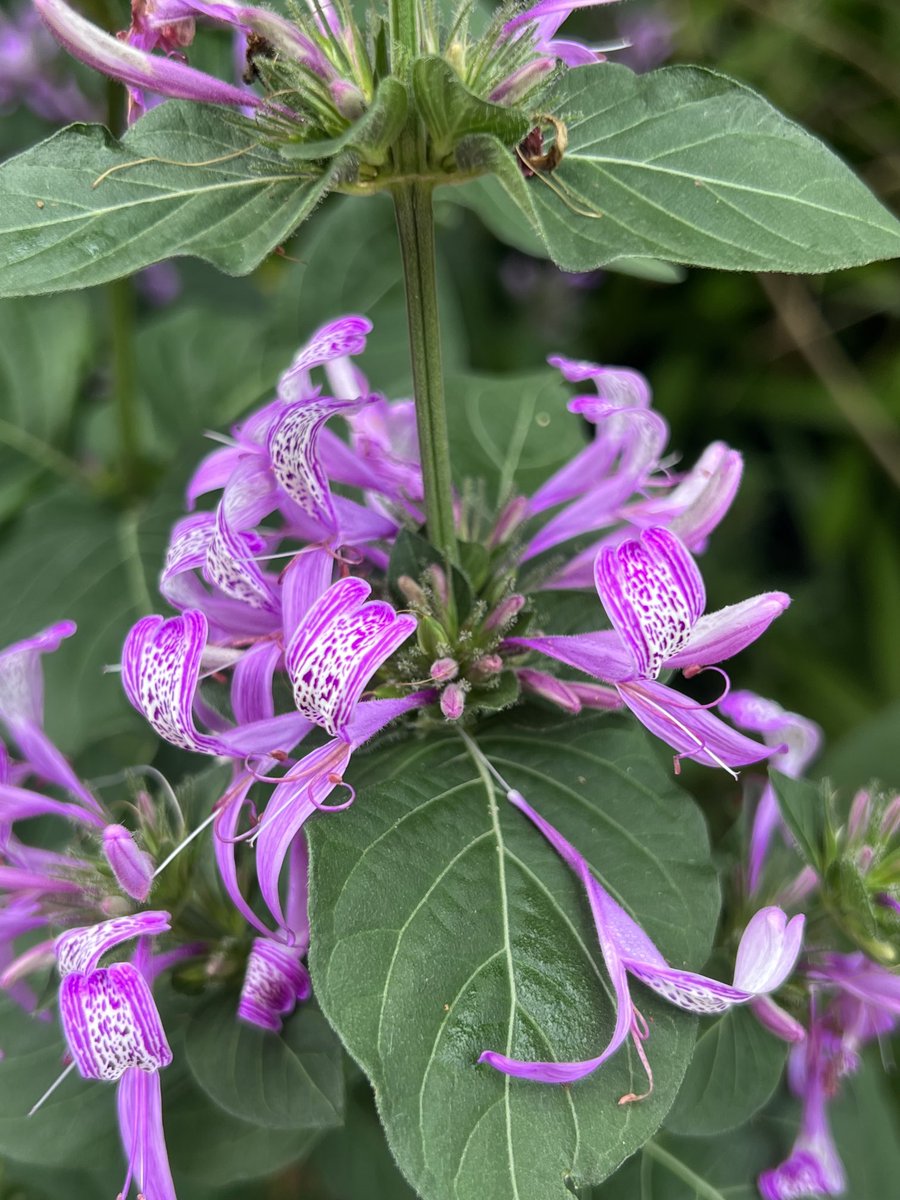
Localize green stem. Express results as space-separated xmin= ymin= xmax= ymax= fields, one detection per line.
xmin=392 ymin=179 xmax=458 ymax=564
xmin=109 ymin=276 xmax=139 ymax=491
xmin=389 ymin=0 xmax=419 ymax=68
xmin=641 ymin=1141 xmax=728 ymax=1200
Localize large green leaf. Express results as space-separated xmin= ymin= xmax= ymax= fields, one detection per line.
xmin=0 ymin=102 xmax=334 ymax=296
xmin=0 ymin=295 xmax=93 ymax=520
xmin=308 ymin=711 xmax=720 ymax=1200
xmin=0 ymin=996 xmax=122 ymax=1168
xmin=818 ymin=699 xmax=900 ymax=792
xmin=770 ymin=770 xmax=826 ymax=873
xmin=664 ymin=1006 xmax=787 ymax=1137
xmin=475 ymin=64 xmax=900 ymax=273
xmin=163 ymin=1067 xmax=323 ymax=1186
xmin=184 ymin=993 xmax=344 ymax=1131
xmin=0 ymin=484 xmax=178 ymax=758
xmin=445 ymin=369 xmax=586 ymax=505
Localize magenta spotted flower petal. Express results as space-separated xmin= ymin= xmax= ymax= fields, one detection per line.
xmin=285 ymin=577 xmax=417 ymax=738
xmin=596 ymin=527 xmax=706 ymax=678
xmin=55 ymin=911 xmax=171 ymax=976
xmin=122 ymin=611 xmax=222 ymax=754
xmin=60 ymin=962 xmax=173 ymax=1079
xmin=512 ymin=528 xmax=788 ymax=772
xmin=238 ymin=937 xmax=311 ymax=1032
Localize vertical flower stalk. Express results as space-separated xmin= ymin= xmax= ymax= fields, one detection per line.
xmin=391 ymin=178 xmax=458 ymax=565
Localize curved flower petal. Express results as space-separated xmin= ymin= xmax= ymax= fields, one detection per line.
xmin=278 ymin=316 xmax=372 ymax=401
xmin=595 ymin=528 xmax=705 ymax=678
xmin=55 ymin=911 xmax=171 ymax=976
xmin=214 ymin=774 xmax=275 ymax=939
xmin=186 ymin=444 xmax=242 ymax=510
xmin=719 ymin=689 xmax=821 ymax=779
xmin=255 ymin=740 xmax=352 ymax=929
xmin=285 ymin=577 xmax=416 ymax=737
xmin=117 ymin=1068 xmax=177 ymax=1200
xmin=628 ymin=907 xmax=804 ymax=1015
xmin=122 ymin=611 xmax=223 ymax=754
xmin=35 ymin=0 xmax=260 ymax=113
xmin=269 ymin=395 xmax=372 ymax=533
xmin=238 ymin=938 xmax=310 ymax=1032
xmin=204 ymin=504 xmax=279 ymax=613
xmin=506 ymin=631 xmax=635 ymax=683
xmin=619 ymin=679 xmax=778 ymax=771
xmin=667 ymin=593 xmax=791 ymax=670
xmin=60 ymin=963 xmax=172 ymax=1079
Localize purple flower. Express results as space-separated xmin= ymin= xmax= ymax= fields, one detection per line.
xmin=238 ymin=936 xmax=311 ymax=1032
xmin=52 ymin=914 xmax=176 ymax=1199
xmin=102 ymin=824 xmax=154 ymax=902
xmin=616 ymin=7 xmax=675 ymax=73
xmin=35 ymin=0 xmax=260 ymax=123
xmin=184 ymin=317 xmax=409 ymax=549
xmin=757 ymin=954 xmax=899 ymax=1196
xmin=0 ymin=2 xmax=98 ymax=122
xmin=480 ymin=788 xmax=804 ymax=1087
xmin=0 ymin=620 xmax=101 ymax=809
xmin=510 ymin=528 xmax=790 ymax=773
xmin=503 ymin=1 xmax=619 ymax=67
xmin=719 ymin=691 xmax=822 ymax=891
xmin=759 ymin=1018 xmax=846 ymax=1200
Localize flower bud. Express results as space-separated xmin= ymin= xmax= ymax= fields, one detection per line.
xmin=471 ymin=655 xmax=503 ymax=682
xmin=440 ymin=683 xmax=466 ymax=722
xmin=484 ymin=593 xmax=525 ymax=633
xmin=847 ymin=789 xmax=871 ymax=840
xmin=430 ymin=657 xmax=459 ymax=683
xmin=102 ymin=824 xmax=153 ymax=903
xmin=880 ymin=795 xmax=900 ymax=839
xmin=490 ymin=496 xmax=529 ymax=547
xmin=397 ymin=574 xmax=427 ymax=608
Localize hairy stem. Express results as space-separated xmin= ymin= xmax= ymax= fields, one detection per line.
xmin=392 ymin=179 xmax=459 ymax=563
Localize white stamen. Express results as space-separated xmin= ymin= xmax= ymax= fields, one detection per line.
xmin=627 ymin=688 xmax=739 ymax=779
xmin=28 ymin=1061 xmax=76 ymax=1116
xmin=152 ymin=807 xmax=220 ymax=878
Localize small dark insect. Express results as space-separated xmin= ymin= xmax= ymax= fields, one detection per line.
xmin=243 ymin=33 xmax=276 ymax=84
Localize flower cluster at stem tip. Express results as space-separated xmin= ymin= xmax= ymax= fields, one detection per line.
xmin=32 ymin=0 xmax=632 ymax=180
xmin=3 ymin=311 xmax=896 ymax=1197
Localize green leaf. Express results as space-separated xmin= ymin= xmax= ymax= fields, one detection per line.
xmin=308 ymin=711 xmax=720 ymax=1200
xmin=447 ymin=152 xmax=684 ymax=283
xmin=0 ymin=995 xmax=121 ymax=1169
xmin=0 ymin=483 xmax=178 ymax=758
xmin=770 ymin=770 xmax=826 ymax=872
xmin=184 ymin=993 xmax=344 ymax=1131
xmin=445 ymin=369 xmax=587 ymax=505
xmin=279 ymin=77 xmax=408 ymax=165
xmin=818 ymin=699 xmax=900 ymax=792
xmin=665 ymin=1006 xmax=787 ymax=1137
xmin=413 ymin=57 xmax=530 ymax=160
xmin=307 ymin=1081 xmax=419 ymax=1200
xmin=163 ymin=1067 xmax=322 ymax=1186
xmin=479 ymin=64 xmax=900 ymax=273
xmin=0 ymin=295 xmax=93 ymax=519
xmin=0 ymin=102 xmax=335 ymax=296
